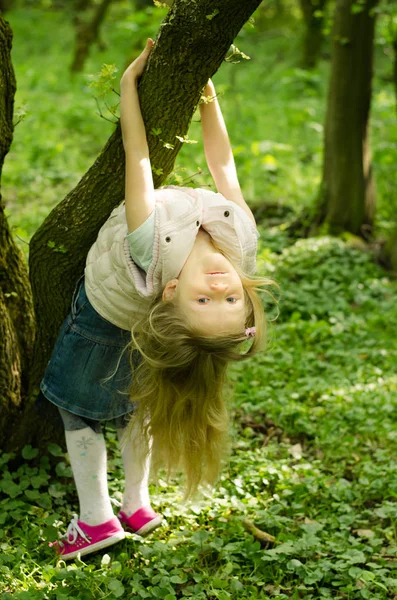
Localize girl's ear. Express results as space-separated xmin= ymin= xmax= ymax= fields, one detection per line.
xmin=162 ymin=279 xmax=179 ymax=302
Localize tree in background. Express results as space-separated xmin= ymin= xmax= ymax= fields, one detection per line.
xmin=0 ymin=0 xmax=13 ymax=12
xmin=299 ymin=0 xmax=328 ymax=68
xmin=70 ymin=0 xmax=115 ymax=73
xmin=0 ymin=0 xmax=263 ymax=450
xmin=315 ymin=0 xmax=379 ymax=236
xmin=384 ymin=1 xmax=397 ymax=272
xmin=134 ymin=0 xmax=154 ymax=9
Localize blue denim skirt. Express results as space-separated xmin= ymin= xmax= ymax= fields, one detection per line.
xmin=40 ymin=277 xmax=136 ymax=421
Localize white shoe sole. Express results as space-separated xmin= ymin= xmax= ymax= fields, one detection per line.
xmin=134 ymin=515 xmax=163 ymax=536
xmin=61 ymin=530 xmax=125 ymax=560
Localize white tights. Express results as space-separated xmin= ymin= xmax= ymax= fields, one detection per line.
xmin=64 ymin=419 xmax=151 ymax=526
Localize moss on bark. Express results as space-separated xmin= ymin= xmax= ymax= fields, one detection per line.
xmin=0 ymin=16 xmax=35 ymax=448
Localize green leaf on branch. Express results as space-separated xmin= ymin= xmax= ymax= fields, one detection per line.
xmin=13 ymin=103 xmax=27 ymax=127
xmin=225 ymin=44 xmax=251 ymax=63
xmin=87 ymin=64 xmax=118 ymax=98
xmin=151 ymin=165 xmax=164 ymax=175
xmin=151 ymin=127 xmax=162 ymax=136
xmin=200 ymin=93 xmax=215 ymax=105
xmin=47 ymin=241 xmax=68 ymax=254
xmin=206 ymin=9 xmax=220 ymax=20
xmin=175 ymin=135 xmax=198 ymax=144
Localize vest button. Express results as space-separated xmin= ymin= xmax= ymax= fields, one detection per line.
xmin=196 ymin=221 xmax=200 ymax=227
xmin=165 ymin=236 xmax=171 ymax=243
xmin=224 ymin=210 xmax=230 ymax=217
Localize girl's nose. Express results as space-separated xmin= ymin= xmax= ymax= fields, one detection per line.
xmin=210 ymin=282 xmax=228 ymax=292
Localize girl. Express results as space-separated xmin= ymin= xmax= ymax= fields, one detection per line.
xmin=41 ymin=39 xmax=271 ymax=560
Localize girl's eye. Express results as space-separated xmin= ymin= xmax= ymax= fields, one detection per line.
xmin=226 ymin=297 xmax=237 ymax=303
xmin=197 ymin=298 xmax=209 ymax=304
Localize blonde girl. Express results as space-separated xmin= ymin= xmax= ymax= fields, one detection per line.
xmin=41 ymin=40 xmax=271 ymax=560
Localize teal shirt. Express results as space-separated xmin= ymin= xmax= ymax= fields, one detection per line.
xmin=126 ymin=210 xmax=155 ymax=272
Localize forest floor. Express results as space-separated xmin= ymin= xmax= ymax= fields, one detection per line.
xmin=2 ymin=4 xmax=397 ymax=599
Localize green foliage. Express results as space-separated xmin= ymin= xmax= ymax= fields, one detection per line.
xmin=2 ymin=225 xmax=397 ymax=599
xmin=2 ymin=3 xmax=397 ymax=598
xmin=87 ymin=63 xmax=119 ymax=98
xmin=258 ymin=236 xmax=390 ymax=321
xmin=224 ymin=44 xmax=251 ymax=64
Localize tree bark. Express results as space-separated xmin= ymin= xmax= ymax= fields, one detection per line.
xmin=0 ymin=16 xmax=35 ymax=447
xmin=1 ymin=0 xmax=263 ymax=449
xmin=299 ymin=0 xmax=328 ymax=69
xmin=315 ymin=0 xmax=378 ymax=236
xmin=70 ymin=0 xmax=114 ymax=73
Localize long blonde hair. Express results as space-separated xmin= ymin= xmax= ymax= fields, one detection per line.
xmin=127 ymin=270 xmax=275 ymax=496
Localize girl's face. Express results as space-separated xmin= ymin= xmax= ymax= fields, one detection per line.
xmin=163 ymin=234 xmax=246 ymax=335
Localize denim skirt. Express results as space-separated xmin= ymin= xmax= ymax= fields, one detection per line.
xmin=40 ymin=277 xmax=136 ymax=421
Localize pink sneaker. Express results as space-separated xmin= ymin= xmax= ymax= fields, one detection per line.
xmin=118 ymin=506 xmax=162 ymax=536
xmin=50 ymin=515 xmax=125 ymax=560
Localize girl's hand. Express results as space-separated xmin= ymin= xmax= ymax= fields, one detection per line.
xmin=201 ymin=79 xmax=216 ymax=103
xmin=121 ymin=38 xmax=155 ymax=88
xmin=204 ymin=79 xmax=215 ymax=95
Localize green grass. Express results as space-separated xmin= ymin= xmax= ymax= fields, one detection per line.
xmin=2 ymin=3 xmax=397 ymax=599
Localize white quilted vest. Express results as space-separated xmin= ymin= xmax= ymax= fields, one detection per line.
xmin=84 ymin=186 xmax=257 ymax=330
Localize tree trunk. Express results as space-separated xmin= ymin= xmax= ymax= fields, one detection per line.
xmin=1 ymin=0 xmax=263 ymax=450
xmin=75 ymin=0 xmax=93 ymax=11
xmin=0 ymin=16 xmax=36 ymax=447
xmin=315 ymin=0 xmax=378 ymax=236
xmin=70 ymin=0 xmax=114 ymax=73
xmin=134 ymin=0 xmax=153 ymax=9
xmin=299 ymin=0 xmax=328 ymax=69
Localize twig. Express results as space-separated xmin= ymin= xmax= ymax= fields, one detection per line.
xmin=95 ymin=98 xmax=117 ymax=124
xmin=242 ymin=519 xmax=276 ymax=546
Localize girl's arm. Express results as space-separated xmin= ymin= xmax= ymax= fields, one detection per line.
xmin=120 ymin=39 xmax=155 ymax=233
xmin=199 ymin=80 xmax=255 ymax=224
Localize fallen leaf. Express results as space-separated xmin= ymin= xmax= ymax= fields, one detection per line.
xmin=353 ymin=529 xmax=375 ymax=538
xmin=289 ymin=443 xmax=303 ymax=459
